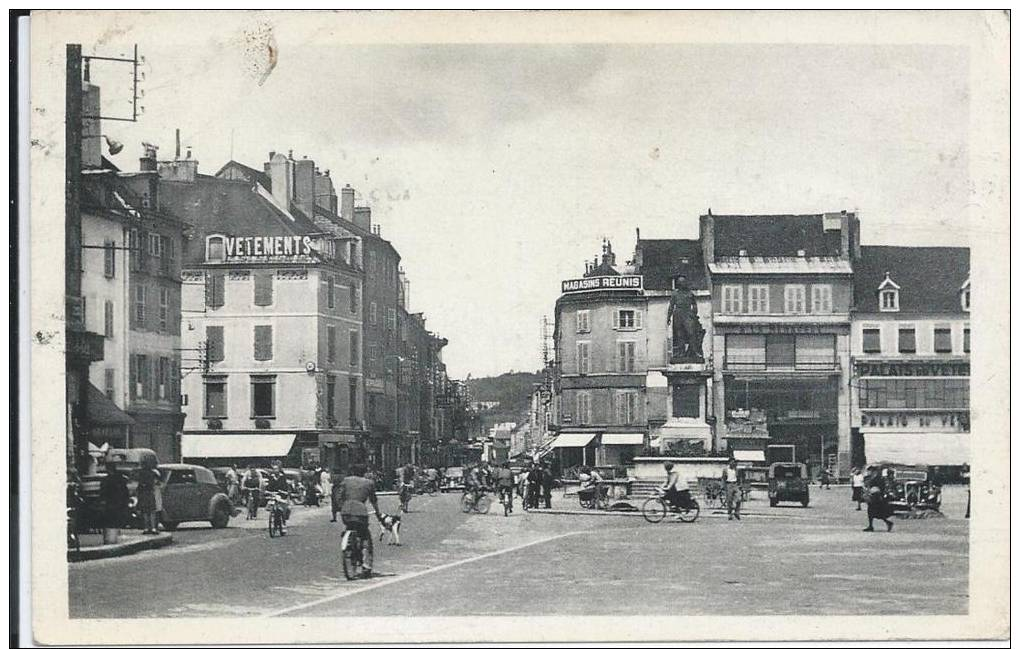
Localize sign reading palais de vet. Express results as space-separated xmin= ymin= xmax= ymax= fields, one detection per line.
xmin=561 ymin=275 xmax=643 ymax=294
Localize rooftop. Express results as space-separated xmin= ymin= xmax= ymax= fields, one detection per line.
xmin=709 ymin=213 xmax=850 ymax=260
xmin=853 ymin=245 xmax=970 ymax=314
xmin=636 ymin=238 xmax=707 ymax=290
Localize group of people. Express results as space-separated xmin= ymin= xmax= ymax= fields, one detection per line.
xmin=658 ymin=458 xmax=743 ymax=521
xmin=460 ymin=460 xmax=556 ymax=510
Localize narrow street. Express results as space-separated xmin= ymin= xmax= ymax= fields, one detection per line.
xmin=69 ymin=487 xmax=968 ymax=618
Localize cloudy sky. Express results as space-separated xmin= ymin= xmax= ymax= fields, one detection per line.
xmin=85 ymin=15 xmax=973 ymax=379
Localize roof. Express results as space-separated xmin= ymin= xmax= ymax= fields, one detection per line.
xmin=158 ymin=176 xmax=323 ymax=265
xmin=709 ymin=256 xmax=853 ymax=275
xmin=636 ymin=239 xmax=706 ymax=290
xmin=710 ymin=214 xmax=846 ymax=259
xmin=214 ymin=160 xmax=271 ymax=189
xmin=854 ymin=245 xmax=970 ymax=314
xmin=86 ymin=383 xmax=135 ymax=427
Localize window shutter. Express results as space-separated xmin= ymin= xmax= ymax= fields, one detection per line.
xmin=129 ymin=355 xmax=137 ymax=399
xmin=576 ymin=311 xmax=583 ymax=333
xmin=254 ymin=325 xmax=273 ymax=361
xmin=206 ymin=326 xmax=224 ymax=363
xmin=104 ymin=301 xmax=114 ymax=338
xmin=206 ymin=273 xmax=225 ymax=309
xmin=613 ymin=310 xmax=620 ymax=329
xmin=254 ymin=272 xmax=273 ymax=306
xmin=634 ymin=310 xmax=642 ymax=329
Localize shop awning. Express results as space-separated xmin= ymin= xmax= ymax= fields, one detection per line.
xmin=601 ymin=433 xmax=645 ymax=446
xmin=864 ymin=433 xmax=969 ymax=466
xmin=550 ymin=433 xmax=597 ymax=449
xmin=733 ymin=450 xmax=766 ymax=463
xmin=86 ymin=383 xmax=135 ymax=427
xmin=182 ymin=434 xmax=296 ymax=459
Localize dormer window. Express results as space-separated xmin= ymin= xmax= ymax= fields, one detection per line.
xmin=206 ymin=234 xmax=226 ymax=263
xmin=877 ymin=272 xmax=900 ymax=313
xmin=960 ymin=278 xmax=970 ymax=312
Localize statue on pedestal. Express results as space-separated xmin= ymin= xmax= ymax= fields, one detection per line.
xmin=667 ymin=275 xmax=705 ymax=362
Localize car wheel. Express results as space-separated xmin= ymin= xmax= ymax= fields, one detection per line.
xmin=769 ymin=498 xmax=777 ymax=507
xmin=162 ymin=521 xmax=179 ymax=531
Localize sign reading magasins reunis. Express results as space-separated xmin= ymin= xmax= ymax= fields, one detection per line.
xmin=561 ymin=275 xmax=643 ymax=294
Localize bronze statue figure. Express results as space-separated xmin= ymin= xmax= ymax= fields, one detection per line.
xmin=667 ymin=275 xmax=705 ymax=362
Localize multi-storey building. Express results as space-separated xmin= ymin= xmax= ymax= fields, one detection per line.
xmin=552 ymin=241 xmax=648 ymax=468
xmin=850 ymin=246 xmax=970 ymax=472
xmin=703 ymin=212 xmax=859 ymax=477
xmin=165 ymin=154 xmax=364 ymax=470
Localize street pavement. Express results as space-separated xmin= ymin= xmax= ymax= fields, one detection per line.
xmin=68 ymin=486 xmax=968 ymax=618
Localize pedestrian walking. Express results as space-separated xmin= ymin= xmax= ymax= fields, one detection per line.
xmin=722 ymin=458 xmax=742 ymax=521
xmin=820 ymin=468 xmax=831 ymax=490
xmin=135 ymin=456 xmax=163 ymax=535
xmin=851 ymin=466 xmax=865 ymax=511
xmin=541 ymin=462 xmax=554 ymax=509
xmin=99 ymin=462 xmax=130 ymax=542
xmin=319 ymin=469 xmax=332 ymax=507
xmin=863 ymin=467 xmax=894 ymax=532
xmin=225 ymin=464 xmax=240 ymax=505
xmin=961 ymin=463 xmax=971 ymax=519
xmin=330 ymin=473 xmax=343 ymax=523
xmin=527 ymin=463 xmax=543 ymax=510
xmin=518 ymin=465 xmax=531 ymax=510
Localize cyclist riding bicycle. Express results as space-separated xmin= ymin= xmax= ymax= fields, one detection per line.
xmin=265 ymin=463 xmax=292 ymax=533
xmin=425 ymin=466 xmax=440 ymax=491
xmin=336 ymin=464 xmax=383 ymax=579
xmin=241 ymin=465 xmax=262 ymax=513
xmin=495 ymin=462 xmax=514 ymax=508
xmin=660 ymin=461 xmax=695 ymax=519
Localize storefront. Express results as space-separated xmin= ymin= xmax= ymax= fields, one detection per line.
xmin=181 ymin=432 xmax=297 ymax=467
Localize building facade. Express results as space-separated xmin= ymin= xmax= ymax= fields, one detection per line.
xmin=850 ymin=246 xmax=970 ymax=472
xmin=704 ymin=212 xmax=858 ymax=477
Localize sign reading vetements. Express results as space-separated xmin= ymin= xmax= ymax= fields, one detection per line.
xmin=561 ymin=275 xmax=643 ymax=294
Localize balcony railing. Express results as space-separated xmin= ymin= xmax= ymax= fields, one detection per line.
xmin=724 ymin=358 xmax=839 ymax=372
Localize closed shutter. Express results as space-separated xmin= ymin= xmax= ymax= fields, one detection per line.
xmin=206 ymin=273 xmax=225 ymax=309
xmin=327 ymin=326 xmax=336 ymax=362
xmin=254 ymin=325 xmax=273 ymax=361
xmin=104 ymin=301 xmax=114 ymax=338
xmin=350 ymin=330 xmax=359 ymax=367
xmin=104 ymin=240 xmax=115 ymax=278
xmin=129 ymin=355 xmax=137 ymax=399
xmin=206 ymin=326 xmax=224 ymax=363
xmin=634 ymin=310 xmax=642 ymax=329
xmin=254 ymin=272 xmax=273 ymax=306
xmin=613 ymin=310 xmax=620 ymax=329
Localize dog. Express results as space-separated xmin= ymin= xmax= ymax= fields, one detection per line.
xmin=377 ymin=513 xmax=402 ymax=546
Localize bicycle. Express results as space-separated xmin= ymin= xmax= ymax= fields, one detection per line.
xmin=398 ymin=483 xmax=413 ymax=513
xmin=419 ymin=479 xmax=439 ymax=496
xmin=243 ymin=487 xmax=260 ymax=520
xmin=498 ymin=487 xmax=513 ymax=516
xmin=340 ymin=523 xmax=369 ymax=580
xmin=460 ymin=488 xmax=491 ymax=514
xmin=642 ymin=488 xmax=700 ymax=523
xmin=266 ymin=493 xmax=287 ymax=537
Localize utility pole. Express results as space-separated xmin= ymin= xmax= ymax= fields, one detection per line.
xmin=65 ymin=44 xmax=86 ymax=475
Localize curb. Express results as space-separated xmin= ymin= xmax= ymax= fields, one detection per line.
xmin=67 ymin=532 xmax=173 ymax=562
xmin=524 ymin=508 xmax=806 ymax=520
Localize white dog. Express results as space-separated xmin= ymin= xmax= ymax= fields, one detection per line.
xmin=377 ymin=513 xmax=402 ymax=545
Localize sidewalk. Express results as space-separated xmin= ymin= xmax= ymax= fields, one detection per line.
xmin=68 ymin=529 xmax=173 ymax=562
xmin=522 ymin=488 xmax=803 ymax=519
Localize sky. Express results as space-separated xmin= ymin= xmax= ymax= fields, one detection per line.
xmin=85 ymin=18 xmax=973 ymax=379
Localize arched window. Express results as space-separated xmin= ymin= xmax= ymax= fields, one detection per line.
xmin=206 ymin=234 xmax=226 ymax=263
xmin=877 ymin=272 xmax=900 ymax=313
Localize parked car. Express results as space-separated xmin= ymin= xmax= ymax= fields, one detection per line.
xmin=78 ymin=448 xmax=159 ymax=531
xmin=442 ymin=467 xmax=465 ymax=492
xmin=767 ymin=462 xmax=810 ymax=507
xmin=874 ymin=463 xmax=942 ymax=511
xmin=158 ymin=464 xmax=233 ymax=530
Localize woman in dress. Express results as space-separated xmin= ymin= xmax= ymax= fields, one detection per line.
xmin=863 ymin=467 xmax=894 ymax=532
xmin=135 ymin=457 xmax=162 ymax=535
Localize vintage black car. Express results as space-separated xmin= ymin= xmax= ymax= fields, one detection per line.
xmin=158 ymin=464 xmax=234 ymax=530
xmin=768 ymin=462 xmax=810 ymax=507
xmin=873 ymin=464 xmax=942 ymax=511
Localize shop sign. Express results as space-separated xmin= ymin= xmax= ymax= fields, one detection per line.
xmin=856 ymin=361 xmax=969 ymax=377
xmin=729 ymin=324 xmax=840 ymax=334
xmin=223 ymin=235 xmax=336 ymax=260
xmin=561 ymin=275 xmax=642 ymax=294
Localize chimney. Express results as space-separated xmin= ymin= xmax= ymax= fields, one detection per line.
xmin=139 ymin=142 xmax=158 ymax=172
xmin=293 ymin=157 xmax=316 ymax=216
xmin=699 ymin=212 xmax=716 ymax=263
xmin=175 ymin=128 xmax=181 ymax=160
xmin=268 ymin=151 xmax=293 ymax=207
xmin=80 ymin=82 xmax=102 ymax=169
xmin=341 ymin=184 xmax=356 ymax=221
xmin=354 ymin=206 xmax=372 ymax=232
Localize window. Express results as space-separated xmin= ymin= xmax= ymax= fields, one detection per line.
xmin=103 ymin=240 xmax=116 ymax=278
xmin=158 ymin=357 xmax=169 ymax=400
xmin=880 ymin=290 xmax=899 ymax=312
xmin=206 ymin=235 xmax=225 ymax=263
xmin=134 ymin=285 xmax=146 ymax=328
xmin=104 ymin=368 xmax=115 ymax=401
xmin=327 ymin=275 xmax=335 ymax=309
xmin=747 ymin=285 xmax=769 ymax=314
xmin=722 ymin=285 xmax=743 ymax=314
xmin=576 ymin=341 xmax=590 ymax=374
xmin=135 ymin=355 xmax=150 ymax=399
xmin=784 ymin=285 xmax=806 ymax=314
xmin=811 ymin=285 xmax=833 ymax=314
xmin=349 ymin=378 xmax=359 ymax=424
xmin=387 ymin=308 xmax=396 ymax=331
xmin=327 ymin=325 xmax=336 ymax=363
xmin=326 ymin=375 xmax=336 ymax=424
xmin=962 ymin=288 xmax=970 ymax=312
xmin=254 ymin=272 xmax=273 ymax=306
xmin=104 ymin=300 xmax=114 ymax=338
xmin=148 ymin=233 xmax=163 ymax=258
xmin=617 ymin=340 xmax=637 ymax=372
xmin=370 ymin=302 xmax=378 ymax=326
xmin=862 ymin=327 xmax=881 ymax=354
xmin=369 ymin=251 xmax=376 ymax=273
xmin=251 ymin=375 xmax=275 ymax=418
xmin=765 ymin=334 xmax=796 ymax=368
xmin=206 ymin=326 xmax=224 ymax=363
xmin=615 ymin=309 xmax=642 ymax=329
xmin=934 ymin=327 xmax=953 ymax=354
xmin=898 ymin=327 xmax=916 ymax=354
xmin=130 ymin=229 xmax=141 ymax=270
xmin=672 ymin=383 xmax=700 ymax=419
xmin=349 ymin=284 xmax=359 ymax=314
xmin=860 ymin=378 xmax=969 ymax=410
xmin=204 ymin=376 xmax=227 ymax=417
xmin=576 ymin=310 xmax=590 ymax=334
xmin=205 ymin=272 xmax=225 ymax=309
xmin=615 ymin=391 xmax=640 ymax=424
xmin=254 ymin=325 xmax=273 ymax=361
xmin=350 ymin=330 xmax=359 ymax=367
xmin=795 ymin=335 xmax=836 ymax=369
xmin=575 ymin=391 xmax=591 ymax=425
xmin=159 ymin=287 xmax=169 ymax=333
xmin=725 ymin=334 xmax=766 ymax=369
xmin=964 ymin=326 xmax=970 ymax=354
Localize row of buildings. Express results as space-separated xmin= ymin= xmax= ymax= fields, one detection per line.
xmin=67 ymin=66 xmax=467 ymax=476
xmin=545 ymin=213 xmax=970 ymax=479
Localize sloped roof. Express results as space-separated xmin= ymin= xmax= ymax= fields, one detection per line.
xmin=711 ymin=214 xmax=844 ymax=259
xmin=158 ymin=175 xmax=323 ymax=265
xmin=87 ymin=383 xmax=135 ymax=427
xmin=854 ymin=245 xmax=970 ymax=313
xmin=636 ymin=239 xmax=706 ymax=290
xmin=214 ymin=160 xmax=270 ymax=189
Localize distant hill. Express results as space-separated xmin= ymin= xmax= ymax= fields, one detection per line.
xmin=466 ymin=371 xmax=543 ymax=427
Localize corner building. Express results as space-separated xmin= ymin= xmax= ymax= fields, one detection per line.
xmin=703 ymin=212 xmax=858 ymax=477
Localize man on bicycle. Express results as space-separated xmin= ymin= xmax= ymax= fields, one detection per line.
xmin=425 ymin=466 xmax=440 ymax=492
xmin=265 ymin=463 xmax=292 ymax=532
xmin=336 ymin=464 xmax=382 ymax=578
xmin=241 ymin=465 xmax=262 ymax=517
xmin=495 ymin=462 xmax=514 ymax=511
xmin=661 ymin=461 xmax=694 ymax=519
